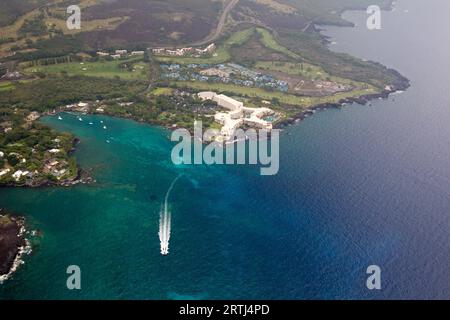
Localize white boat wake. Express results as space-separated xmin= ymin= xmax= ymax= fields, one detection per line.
xmin=159 ymin=174 xmax=182 ymax=255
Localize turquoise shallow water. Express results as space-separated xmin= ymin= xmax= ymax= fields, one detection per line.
xmin=0 ymin=113 xmax=256 ymax=299
xmin=1 ymin=0 xmax=450 ymax=299
xmin=0 ymin=112 xmax=378 ymax=299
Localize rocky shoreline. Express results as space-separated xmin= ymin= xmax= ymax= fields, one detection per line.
xmin=0 ymin=210 xmax=31 ymax=283
xmin=273 ymin=0 xmax=410 ymax=129
xmin=274 ymin=79 xmax=410 ymax=129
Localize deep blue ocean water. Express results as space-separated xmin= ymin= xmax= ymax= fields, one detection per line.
xmin=0 ymin=0 xmax=449 ymax=299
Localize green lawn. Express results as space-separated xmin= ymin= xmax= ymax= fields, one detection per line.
xmin=0 ymin=81 xmax=15 ymax=91
xmin=256 ymin=28 xmax=302 ymax=60
xmin=150 ymin=87 xmax=174 ymax=96
xmin=170 ymin=80 xmax=378 ymax=109
xmin=255 ymin=61 xmax=326 ymax=79
xmin=254 ymin=61 xmax=375 ymax=90
xmin=24 ymin=58 xmax=149 ymax=80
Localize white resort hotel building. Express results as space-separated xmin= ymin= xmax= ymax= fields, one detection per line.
xmin=197 ymin=91 xmax=274 ymax=141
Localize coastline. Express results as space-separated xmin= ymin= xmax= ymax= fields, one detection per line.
xmin=275 ymin=0 xmax=409 ymax=129
xmin=313 ymin=0 xmax=396 ymax=28
xmin=40 ymin=76 xmax=410 ymax=145
xmin=0 ymin=119 xmax=95 ymax=189
xmin=2 ymin=0 xmax=449 ymax=300
xmin=0 ymin=210 xmax=32 ymax=283
xmin=0 ymin=0 xmax=409 ymax=188
xmin=275 ymin=80 xmax=410 ymax=129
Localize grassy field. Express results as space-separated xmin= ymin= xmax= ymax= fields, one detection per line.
xmin=170 ymin=80 xmax=378 ymax=109
xmin=150 ymin=87 xmax=174 ymax=96
xmin=255 ymin=61 xmax=327 ymax=79
xmin=171 ymin=81 xmax=306 ymax=105
xmin=24 ymin=58 xmax=149 ymax=80
xmin=46 ymin=16 xmax=128 ymax=36
xmin=254 ymin=61 xmax=374 ymax=89
xmin=251 ymin=0 xmax=297 ymax=14
xmin=0 ymin=0 xmax=128 ymax=56
xmin=0 ymin=81 xmax=15 ymax=91
xmin=0 ymin=0 xmax=124 ymax=37
xmin=255 ymin=28 xmax=302 ymax=60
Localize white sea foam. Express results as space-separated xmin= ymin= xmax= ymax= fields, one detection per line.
xmin=0 ymin=226 xmax=32 ymax=284
xmin=159 ymin=175 xmax=182 ymax=255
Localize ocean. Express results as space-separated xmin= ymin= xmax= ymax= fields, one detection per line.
xmin=0 ymin=0 xmax=449 ymax=299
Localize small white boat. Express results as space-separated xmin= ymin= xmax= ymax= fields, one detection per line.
xmin=78 ymin=117 xmax=83 ymax=122
xmin=106 ymin=140 xmax=110 ymax=144
xmin=100 ymin=121 xmax=104 ymax=124
xmin=103 ymin=126 xmax=107 ymax=129
xmin=58 ymin=116 xmax=63 ymax=120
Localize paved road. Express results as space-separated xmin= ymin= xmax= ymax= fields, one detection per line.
xmin=192 ymin=0 xmax=240 ymax=46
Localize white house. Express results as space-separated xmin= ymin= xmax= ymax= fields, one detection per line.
xmin=180 ymin=47 xmax=193 ymax=55
xmin=165 ymin=50 xmax=178 ymax=56
xmin=197 ymin=91 xmax=217 ymax=101
xmin=205 ymin=43 xmax=216 ymax=52
xmin=12 ymin=170 xmax=29 ymax=181
xmin=198 ymin=92 xmax=243 ymax=110
xmin=152 ymin=48 xmax=166 ymax=54
xmin=196 ymin=43 xmax=216 ymax=55
xmin=214 ymin=94 xmax=243 ymax=111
